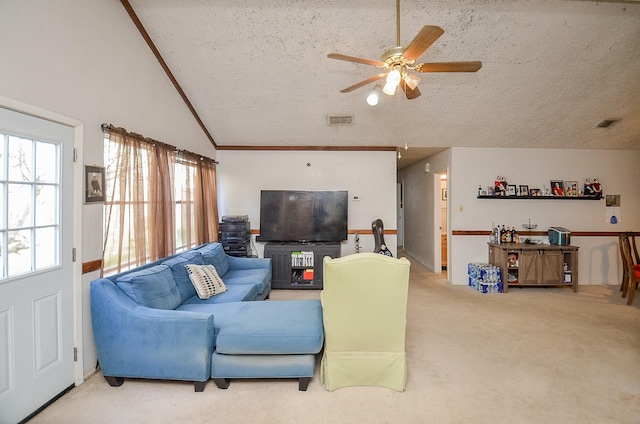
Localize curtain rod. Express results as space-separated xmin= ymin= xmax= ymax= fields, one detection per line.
xmin=101 ymin=123 xmax=218 ymax=164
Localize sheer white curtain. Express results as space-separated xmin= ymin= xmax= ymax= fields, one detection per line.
xmin=101 ymin=125 xmax=218 ymax=275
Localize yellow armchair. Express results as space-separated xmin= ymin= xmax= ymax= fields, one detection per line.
xmin=320 ymin=253 xmax=411 ymax=391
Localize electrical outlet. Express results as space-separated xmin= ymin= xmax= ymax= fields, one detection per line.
xmin=352 ymin=195 xmax=360 ymax=201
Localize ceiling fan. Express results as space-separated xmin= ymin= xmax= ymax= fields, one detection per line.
xmin=328 ymin=0 xmax=482 ymax=100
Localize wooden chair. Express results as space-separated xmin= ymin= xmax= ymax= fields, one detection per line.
xmin=630 ymin=234 xmax=640 ymax=266
xmin=621 ymin=236 xmax=640 ymax=305
xmin=619 ymin=233 xmax=629 ymax=293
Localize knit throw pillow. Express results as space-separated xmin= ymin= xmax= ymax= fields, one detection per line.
xmin=185 ymin=264 xmax=228 ymax=300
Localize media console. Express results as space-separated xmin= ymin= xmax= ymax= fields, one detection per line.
xmin=264 ymin=242 xmax=341 ymax=290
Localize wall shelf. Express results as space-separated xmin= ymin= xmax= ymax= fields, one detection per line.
xmin=477 ymin=195 xmax=602 ymax=200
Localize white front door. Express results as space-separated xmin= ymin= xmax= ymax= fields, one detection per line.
xmin=0 ymin=107 xmax=75 ymax=423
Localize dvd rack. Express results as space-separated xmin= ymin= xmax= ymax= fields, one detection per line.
xmin=218 ymin=215 xmax=252 ymax=257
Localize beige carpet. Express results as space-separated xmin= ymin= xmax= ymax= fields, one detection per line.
xmin=30 ymin=254 xmax=640 ymax=424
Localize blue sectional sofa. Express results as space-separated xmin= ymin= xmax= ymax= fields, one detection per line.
xmin=90 ymin=242 xmax=324 ymax=392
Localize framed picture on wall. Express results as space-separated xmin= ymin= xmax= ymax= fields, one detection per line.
xmin=85 ymin=165 xmax=106 ymax=203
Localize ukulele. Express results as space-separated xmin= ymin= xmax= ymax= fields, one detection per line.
xmin=372 ymin=219 xmax=393 ymax=257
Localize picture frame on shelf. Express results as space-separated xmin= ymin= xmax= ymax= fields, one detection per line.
xmin=507 ymin=185 xmax=517 ymax=196
xmin=550 ymin=180 xmax=564 ymax=196
xmin=85 ymin=165 xmax=106 ymax=203
xmin=519 ymin=185 xmax=529 ymax=196
xmin=565 ymin=180 xmax=579 ymax=196
xmin=529 ymin=188 xmax=540 ymax=196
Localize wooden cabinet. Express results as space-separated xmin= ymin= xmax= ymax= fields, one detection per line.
xmin=488 ymin=243 xmax=578 ymax=292
xmin=264 ymin=242 xmax=341 ymax=290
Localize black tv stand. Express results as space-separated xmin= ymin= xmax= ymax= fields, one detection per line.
xmin=264 ymin=242 xmax=341 ymax=289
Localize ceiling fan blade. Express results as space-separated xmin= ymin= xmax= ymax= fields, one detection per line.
xmin=339 ymin=74 xmax=387 ymax=93
xmin=402 ymin=26 xmax=445 ymax=61
xmin=415 ymin=61 xmax=483 ymax=73
xmin=327 ymin=53 xmax=385 ymax=67
xmin=400 ymin=79 xmax=421 ymax=100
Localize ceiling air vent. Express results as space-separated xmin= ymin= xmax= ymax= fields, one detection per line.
xmin=595 ymin=119 xmax=618 ymax=128
xmin=327 ymin=115 xmax=354 ymax=126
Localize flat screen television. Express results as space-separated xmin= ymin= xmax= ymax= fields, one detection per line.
xmin=259 ymin=190 xmax=348 ymax=243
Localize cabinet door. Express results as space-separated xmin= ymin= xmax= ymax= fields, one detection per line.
xmin=541 ymin=251 xmax=564 ymax=285
xmin=264 ymin=246 xmax=292 ymax=287
xmin=519 ymin=250 xmax=541 ymax=285
xmin=312 ymin=245 xmax=341 ymax=287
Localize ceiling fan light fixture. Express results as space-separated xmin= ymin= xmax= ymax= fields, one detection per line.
xmin=383 ymin=69 xmax=402 ymax=95
xmin=366 ymin=86 xmax=380 ymax=106
xmin=404 ymin=73 xmax=421 ymax=90
xmin=382 ymin=80 xmax=397 ymax=96
xmin=366 ymin=92 xmax=379 ymax=106
xmin=386 ymin=68 xmax=401 ymax=86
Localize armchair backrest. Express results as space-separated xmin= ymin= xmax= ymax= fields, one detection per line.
xmin=321 ymin=253 xmax=410 ymax=352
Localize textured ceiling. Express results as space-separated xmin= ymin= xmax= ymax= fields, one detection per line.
xmin=127 ymin=0 xmax=640 ymax=168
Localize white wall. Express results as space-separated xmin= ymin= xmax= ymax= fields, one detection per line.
xmin=449 ymin=147 xmax=640 ymax=285
xmin=217 ymin=150 xmax=398 ymax=257
xmin=0 ymin=0 xmax=213 ymax=377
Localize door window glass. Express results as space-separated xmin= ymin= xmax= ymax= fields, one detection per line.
xmin=0 ymin=132 xmax=60 ymax=279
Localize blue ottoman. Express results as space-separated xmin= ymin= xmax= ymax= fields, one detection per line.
xmin=210 ymin=299 xmax=324 ymax=391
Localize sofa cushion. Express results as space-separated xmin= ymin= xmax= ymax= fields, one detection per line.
xmin=180 ymin=300 xmax=324 ymax=355
xmin=115 ymin=264 xmax=182 ymax=310
xmin=179 ymin=284 xmax=258 ymax=306
xmin=162 ymin=250 xmax=204 ymax=302
xmin=223 ymin=268 xmax=270 ymax=295
xmin=197 ymin=243 xmax=230 ymax=276
xmin=185 ymin=264 xmax=228 ymax=299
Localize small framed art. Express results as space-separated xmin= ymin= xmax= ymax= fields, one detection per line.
xmin=507 ymin=185 xmax=517 ymax=196
xmin=565 ymin=180 xmax=579 ymax=196
xmin=85 ymin=165 xmax=106 ymax=203
xmin=519 ymin=185 xmax=529 ymax=196
xmin=529 ymin=188 xmax=540 ymax=196
xmin=550 ymin=180 xmax=564 ymax=196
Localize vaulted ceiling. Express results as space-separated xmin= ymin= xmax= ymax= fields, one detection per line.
xmin=126 ymin=0 xmax=640 ymax=168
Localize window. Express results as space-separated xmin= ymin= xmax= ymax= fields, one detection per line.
xmin=101 ymin=127 xmax=218 ymax=275
xmin=0 ymin=132 xmax=60 ymax=279
xmin=174 ymin=158 xmax=197 ymax=252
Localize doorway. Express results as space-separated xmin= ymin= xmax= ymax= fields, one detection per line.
xmin=396 ymin=181 xmax=404 ymax=249
xmin=440 ymin=173 xmax=448 ymax=273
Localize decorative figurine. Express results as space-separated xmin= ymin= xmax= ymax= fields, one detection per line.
xmin=592 ymin=178 xmax=602 ymax=198
xmin=583 ymin=178 xmax=594 ymax=196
